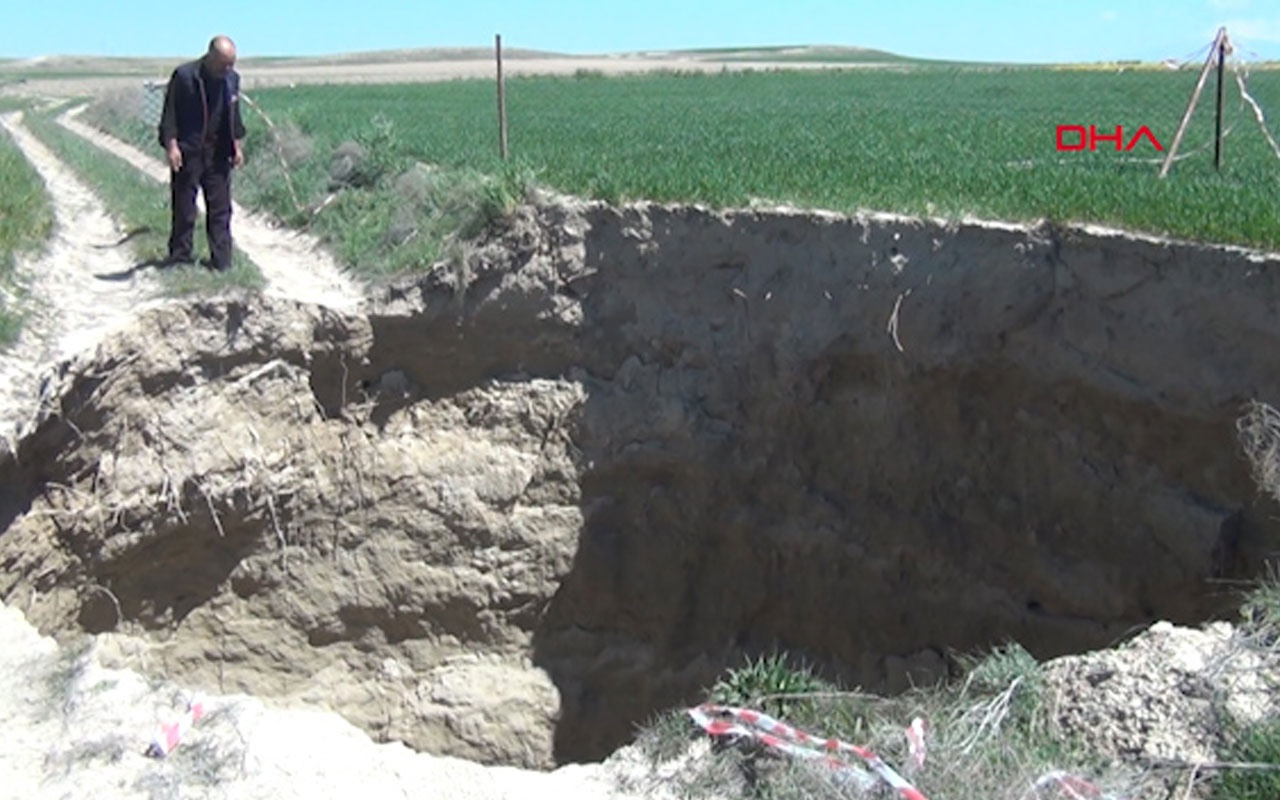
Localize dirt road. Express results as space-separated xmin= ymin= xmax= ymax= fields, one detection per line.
xmin=0 ymin=111 xmax=166 ymax=450
xmin=59 ymin=106 xmax=363 ymax=311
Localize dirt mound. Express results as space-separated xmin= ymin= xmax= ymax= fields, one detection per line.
xmin=1046 ymin=620 xmax=1280 ymax=766
xmin=0 ymin=293 xmax=583 ymax=768
xmin=0 ymin=602 xmax=647 ymax=800
xmin=2 ymin=198 xmax=1280 ymax=769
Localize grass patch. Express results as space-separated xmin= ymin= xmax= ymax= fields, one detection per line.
xmin=0 ymin=291 xmax=26 ymax=345
xmin=21 ymin=111 xmax=264 ymax=295
xmin=708 ymin=651 xmax=829 ymax=721
xmin=636 ymin=643 xmax=1151 ymax=800
xmin=1238 ymin=562 xmax=1280 ymax=649
xmin=0 ymin=117 xmax=53 ymax=345
xmin=0 ymin=95 xmax=41 ymax=113
xmin=77 ymin=88 xmax=157 ymax=154
xmin=41 ymin=633 xmax=95 ymax=719
xmin=1216 ymin=716 xmax=1280 ymax=800
xmin=1212 ymin=567 xmax=1280 ymax=799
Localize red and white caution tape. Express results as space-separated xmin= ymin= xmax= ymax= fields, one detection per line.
xmin=146 ymin=699 xmax=206 ymax=758
xmin=1031 ymin=770 xmax=1113 ymax=800
xmin=906 ymin=716 xmax=928 ymax=773
xmin=687 ymin=704 xmax=929 ymax=800
xmin=687 ymin=704 xmax=1122 ymax=800
xmin=686 ymin=704 xmax=878 ymax=791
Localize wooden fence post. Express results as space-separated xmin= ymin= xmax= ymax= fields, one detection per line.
xmin=1214 ymin=30 xmax=1227 ymax=171
xmin=496 ymin=34 xmax=509 ymax=161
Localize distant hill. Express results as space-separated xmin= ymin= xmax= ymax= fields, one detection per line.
xmin=0 ymin=44 xmax=956 ymax=75
xmin=581 ymin=45 xmax=1019 ymax=69
xmin=239 ymin=46 xmax=570 ymax=68
xmin=7 ymin=44 xmax=1264 ymax=79
xmin=659 ymin=44 xmax=930 ymax=63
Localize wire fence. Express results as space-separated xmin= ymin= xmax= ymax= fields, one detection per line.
xmin=80 ymin=31 xmax=1280 ymax=253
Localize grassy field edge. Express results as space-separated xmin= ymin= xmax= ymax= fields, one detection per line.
xmin=0 ymin=116 xmax=54 ymax=347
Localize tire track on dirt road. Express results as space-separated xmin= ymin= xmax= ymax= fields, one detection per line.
xmin=59 ymin=107 xmax=364 ymax=312
xmin=0 ymin=111 xmax=169 ymax=451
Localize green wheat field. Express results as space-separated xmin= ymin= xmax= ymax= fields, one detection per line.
xmin=91 ymin=65 xmax=1280 ymax=250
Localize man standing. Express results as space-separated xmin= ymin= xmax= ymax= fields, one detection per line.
xmin=158 ymin=35 xmax=246 ymax=271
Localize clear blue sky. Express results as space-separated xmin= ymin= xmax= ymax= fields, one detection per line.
xmin=2 ymin=0 xmax=1278 ymax=62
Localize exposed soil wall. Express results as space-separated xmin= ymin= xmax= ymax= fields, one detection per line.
xmin=2 ymin=200 xmax=1278 ymax=768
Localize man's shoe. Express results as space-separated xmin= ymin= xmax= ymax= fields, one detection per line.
xmin=200 ymin=257 xmax=230 ymax=272
xmin=164 ymin=254 xmax=194 ymax=267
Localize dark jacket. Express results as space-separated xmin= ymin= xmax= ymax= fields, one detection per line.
xmin=157 ymin=59 xmax=246 ymax=160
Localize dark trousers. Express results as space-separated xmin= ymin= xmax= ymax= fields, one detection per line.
xmin=168 ymin=147 xmax=233 ymax=269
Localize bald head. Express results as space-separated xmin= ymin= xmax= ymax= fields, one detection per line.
xmin=203 ymin=35 xmax=237 ymax=77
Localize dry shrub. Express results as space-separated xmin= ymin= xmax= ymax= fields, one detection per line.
xmin=273 ymin=120 xmax=314 ymax=169
xmin=391 ymin=162 xmax=438 ymax=206
xmin=328 ymin=140 xmax=367 ymax=189
xmin=1238 ymin=400 xmax=1280 ymax=505
xmin=92 ymin=88 xmax=148 ymax=124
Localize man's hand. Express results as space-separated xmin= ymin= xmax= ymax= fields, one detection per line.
xmin=166 ymin=142 xmax=183 ymax=172
xmin=233 ymin=140 xmax=244 ymax=168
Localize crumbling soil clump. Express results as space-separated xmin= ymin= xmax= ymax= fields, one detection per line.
xmin=1046 ymin=621 xmax=1280 ymax=766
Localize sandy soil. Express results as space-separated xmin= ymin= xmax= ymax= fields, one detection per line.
xmin=0 ymin=603 xmax=675 ymax=800
xmin=59 ymin=106 xmax=364 ymax=311
xmin=0 ymin=111 xmax=168 ymax=451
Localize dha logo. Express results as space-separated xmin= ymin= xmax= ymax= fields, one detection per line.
xmin=1056 ymin=125 xmax=1165 ymax=152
